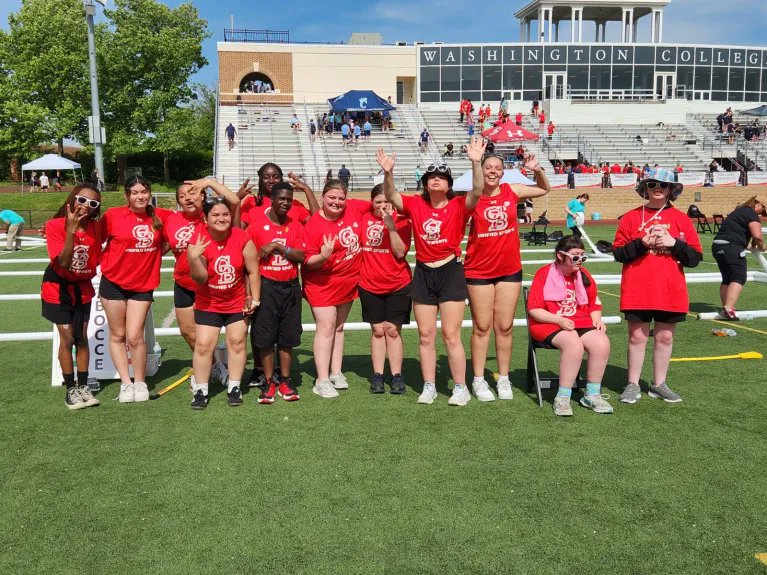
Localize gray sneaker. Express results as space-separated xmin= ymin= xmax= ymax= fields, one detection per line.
xmin=648 ymin=382 xmax=682 ymax=403
xmin=553 ymin=395 xmax=573 ymax=417
xmin=580 ymin=394 xmax=614 ymax=414
xmin=329 ymin=373 xmax=349 ymax=390
xmin=78 ymin=385 xmax=100 ymax=408
xmin=619 ymin=382 xmax=642 ymax=404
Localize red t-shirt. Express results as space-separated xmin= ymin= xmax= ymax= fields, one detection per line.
xmin=610 ymin=164 xmax=622 ymax=173
xmin=241 ymin=195 xmax=310 ymax=227
xmin=602 ymin=166 xmax=609 ymax=174
xmin=163 ymin=211 xmax=205 ymax=291
xmin=359 ymin=212 xmax=412 ymax=294
xmin=464 ymin=184 xmax=522 ymax=279
xmin=100 ymin=206 xmax=171 ymax=292
xmin=515 ymin=113 xmax=523 ymax=123
xmin=248 ymin=212 xmax=306 ymax=282
xmin=400 ymin=194 xmax=468 ymax=263
xmin=547 ymin=123 xmax=555 ymax=135
xmin=41 ymin=218 xmax=102 ymax=305
xmin=539 ymin=113 xmax=546 ymax=124
xmin=194 ymin=227 xmax=252 ymax=314
xmin=302 ymin=199 xmax=372 ymax=306
xmin=527 ymin=265 xmax=602 ymax=342
xmin=614 ymin=205 xmax=702 ymax=313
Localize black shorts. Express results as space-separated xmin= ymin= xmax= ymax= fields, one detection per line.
xmin=359 ymin=285 xmax=412 ymax=325
xmin=466 ymin=270 xmax=523 ymax=286
xmin=250 ymin=278 xmax=303 ymax=348
xmin=712 ymin=243 xmax=748 ymax=285
xmin=194 ymin=310 xmax=245 ymax=328
xmin=174 ymin=282 xmax=196 ymax=308
xmin=411 ymin=259 xmax=468 ymax=305
xmin=99 ymin=275 xmax=154 ymax=302
xmin=42 ymin=300 xmax=92 ymax=326
xmin=541 ymin=326 xmax=595 ymax=347
xmin=623 ymin=310 xmax=687 ymax=324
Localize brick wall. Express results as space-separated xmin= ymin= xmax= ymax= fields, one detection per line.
xmin=218 ymin=51 xmax=293 ymax=103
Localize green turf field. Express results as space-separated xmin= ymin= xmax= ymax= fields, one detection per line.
xmin=1 ymin=226 xmax=766 ymax=575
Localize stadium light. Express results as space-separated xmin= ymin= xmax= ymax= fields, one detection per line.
xmin=83 ymin=0 xmax=105 ymax=185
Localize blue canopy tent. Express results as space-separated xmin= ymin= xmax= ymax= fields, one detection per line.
xmin=327 ymin=90 xmax=396 ymax=113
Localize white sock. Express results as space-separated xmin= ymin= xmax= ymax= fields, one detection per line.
xmin=199 ymin=383 xmax=209 ymax=396
xmin=454 ymin=383 xmax=467 ymax=389
xmin=228 ymin=380 xmax=240 ymax=393
xmin=473 ymin=376 xmax=485 ymax=384
xmin=497 ymin=374 xmax=510 ymax=384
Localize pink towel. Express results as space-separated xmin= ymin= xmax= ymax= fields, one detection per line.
xmin=542 ymin=263 xmax=588 ymax=305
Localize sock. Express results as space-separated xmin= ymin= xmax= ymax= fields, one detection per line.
xmin=586 ymin=382 xmax=601 ymax=396
xmin=497 ymin=374 xmax=510 ymax=384
xmin=472 ymin=376 xmax=485 ymax=384
xmin=77 ymin=371 xmax=89 ymax=388
xmin=556 ymin=387 xmax=573 ymax=399
xmin=199 ymin=383 xmax=209 ymax=396
xmin=228 ymin=380 xmax=240 ymax=393
xmin=424 ymin=381 xmax=435 ymax=388
xmin=454 ymin=383 xmax=467 ymax=390
xmin=63 ymin=372 xmax=75 ymax=389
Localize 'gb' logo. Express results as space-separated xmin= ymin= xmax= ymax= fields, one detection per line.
xmin=338 ymin=226 xmax=359 ymax=254
xmin=71 ymin=245 xmax=90 ymax=270
xmin=422 ymin=218 xmax=442 ymax=241
xmin=174 ymin=224 xmax=195 ymax=250
xmin=214 ymin=255 xmax=236 ymax=285
xmin=132 ymin=224 xmax=154 ymax=249
xmin=366 ymin=223 xmax=384 ymax=247
xmin=484 ymin=205 xmax=508 ymax=232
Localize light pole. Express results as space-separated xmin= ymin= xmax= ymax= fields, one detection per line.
xmin=83 ymin=0 xmax=105 ymax=184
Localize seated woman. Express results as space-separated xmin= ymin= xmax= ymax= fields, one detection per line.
xmin=527 ymin=236 xmax=613 ymax=417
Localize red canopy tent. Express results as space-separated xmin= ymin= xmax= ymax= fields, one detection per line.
xmin=481 ymin=121 xmax=539 ymax=143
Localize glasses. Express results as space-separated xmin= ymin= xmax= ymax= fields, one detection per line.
xmin=646 ymin=181 xmax=671 ymax=190
xmin=426 ymin=164 xmax=450 ymax=174
xmin=204 ymin=196 xmax=226 ymax=207
xmin=559 ymin=251 xmax=588 ymax=263
xmin=75 ymin=195 xmax=100 ymax=209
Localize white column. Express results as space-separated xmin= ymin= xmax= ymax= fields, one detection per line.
xmin=628 ymin=9 xmax=635 ymax=43
xmin=547 ymin=8 xmax=554 ymax=44
xmin=538 ymin=7 xmax=544 ymax=42
xmin=658 ymin=10 xmax=664 ymax=43
xmin=578 ymin=9 xmax=584 ymax=43
xmin=650 ymin=10 xmax=657 ymax=43
xmin=571 ymin=7 xmax=576 ymax=42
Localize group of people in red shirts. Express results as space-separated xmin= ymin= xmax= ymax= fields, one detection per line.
xmin=40 ymin=141 xmax=703 ymax=415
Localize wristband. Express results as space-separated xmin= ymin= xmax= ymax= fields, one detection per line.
xmin=285 ymin=247 xmax=291 ymax=256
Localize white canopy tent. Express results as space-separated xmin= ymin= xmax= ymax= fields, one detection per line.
xmin=20 ymin=154 xmax=83 ymax=193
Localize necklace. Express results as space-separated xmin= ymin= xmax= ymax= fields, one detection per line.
xmin=638 ymin=202 xmax=668 ymax=233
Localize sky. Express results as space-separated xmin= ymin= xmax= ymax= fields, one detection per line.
xmin=1 ymin=0 xmax=766 ymax=88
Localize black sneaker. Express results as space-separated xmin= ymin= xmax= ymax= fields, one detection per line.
xmin=227 ymin=386 xmax=243 ymax=407
xmin=370 ymin=373 xmax=385 ymax=394
xmin=248 ymin=369 xmax=266 ymax=388
xmin=390 ymin=373 xmax=406 ymax=395
xmin=191 ymin=389 xmax=208 ymax=410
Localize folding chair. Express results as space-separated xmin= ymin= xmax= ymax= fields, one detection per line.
xmin=695 ymin=214 xmax=713 ymax=234
xmin=527 ymin=211 xmax=550 ymax=246
xmin=523 ymin=287 xmax=583 ymax=407
xmin=712 ymin=214 xmax=724 ymax=233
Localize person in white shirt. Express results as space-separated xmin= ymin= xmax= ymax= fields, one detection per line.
xmin=39 ymin=173 xmax=50 ymax=191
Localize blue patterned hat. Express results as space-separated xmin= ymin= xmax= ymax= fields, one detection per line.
xmin=637 ymin=167 xmax=683 ymax=200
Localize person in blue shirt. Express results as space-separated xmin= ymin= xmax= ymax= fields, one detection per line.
xmin=0 ymin=209 xmax=25 ymax=251
xmin=353 ymin=123 xmax=361 ymax=146
xmin=225 ymin=123 xmax=236 ymax=150
xmin=565 ymin=194 xmax=589 ymax=238
xmin=341 ymin=122 xmax=350 ymax=147
xmin=363 ymin=120 xmax=372 ymax=140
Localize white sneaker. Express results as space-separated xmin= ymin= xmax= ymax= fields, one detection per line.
xmin=133 ymin=381 xmax=149 ymax=402
xmin=118 ymin=383 xmax=135 ymax=403
xmin=472 ymin=379 xmax=496 ymax=402
xmin=417 ymin=382 xmax=437 ymax=405
xmin=448 ymin=384 xmax=472 ymax=406
xmin=312 ymin=378 xmax=339 ymax=398
xmin=329 ymin=373 xmax=349 ymax=390
xmin=496 ymin=378 xmax=514 ymax=400
xmin=211 ymin=362 xmax=229 ymax=387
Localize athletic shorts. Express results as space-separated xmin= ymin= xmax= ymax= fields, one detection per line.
xmin=539 ymin=326 xmax=595 ymax=347
xmin=712 ymin=243 xmax=748 ymax=285
xmin=42 ymin=300 xmax=92 ymax=326
xmin=466 ymin=270 xmax=523 ymax=286
xmin=411 ymin=259 xmax=467 ymax=305
xmin=174 ymin=282 xmax=196 ymax=308
xmin=99 ymin=275 xmax=153 ymax=302
xmin=359 ymin=285 xmax=412 ymax=326
xmin=250 ymin=278 xmax=302 ymax=349
xmin=622 ymin=310 xmax=687 ymax=324
xmin=194 ymin=310 xmax=245 ymax=328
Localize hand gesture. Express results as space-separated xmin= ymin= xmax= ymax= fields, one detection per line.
xmin=258 ymin=242 xmax=278 ymax=259
xmin=64 ymin=203 xmax=87 ymax=234
xmin=559 ymin=317 xmax=575 ymax=331
xmin=467 ymin=135 xmax=486 ymax=163
xmin=593 ymin=319 xmax=606 ymax=332
xmin=380 ymin=202 xmax=393 ymax=218
xmin=656 ymin=231 xmax=677 ymax=249
xmin=243 ymin=297 xmax=259 ymax=316
xmin=320 ymin=234 xmax=335 ymax=259
xmin=183 ymin=178 xmax=210 ymax=196
xmin=641 ymin=234 xmax=656 ymax=249
xmin=238 ymin=178 xmax=255 ymax=196
xmin=187 ymin=235 xmax=210 ymax=260
xmin=287 ymin=172 xmax=309 ymax=192
xmin=523 ymin=153 xmax=541 ymax=172
xmin=375 ymin=149 xmax=396 ymax=174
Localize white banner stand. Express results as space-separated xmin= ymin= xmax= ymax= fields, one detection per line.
xmin=50 ymin=274 xmax=162 ymax=386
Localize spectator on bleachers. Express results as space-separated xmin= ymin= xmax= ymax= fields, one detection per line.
xmin=485 ymin=139 xmax=495 ymax=155
xmin=554 ymin=163 xmax=564 ymax=175
xmin=325 ymin=169 xmax=333 ymax=184
xmin=635 ymin=134 xmax=644 ymax=145
xmin=716 ymin=112 xmax=724 ymax=133
xmin=225 ymin=123 xmax=236 ymax=150
xmin=442 ymin=142 xmax=454 ymax=158
xmin=341 ymin=122 xmax=350 ymax=147
xmin=675 ymin=162 xmax=684 ymax=173
xmin=459 ymin=98 xmax=469 ymax=123
xmin=353 ymin=122 xmax=362 ymax=146
xmin=547 ymin=121 xmax=556 ymax=140
xmin=642 ymin=163 xmax=652 ymax=176
xmin=290 ymin=114 xmax=302 ymax=133
xmin=539 ymin=110 xmax=546 ymax=131
xmin=499 ymin=96 xmax=509 ymax=118
xmin=610 ymin=163 xmax=622 ymax=174
xmin=415 ymin=165 xmax=423 ymax=191
xmin=515 ymin=111 xmax=523 ymax=126
xmin=459 ymin=144 xmax=468 ymax=156
xmin=309 ymin=120 xmax=317 ymax=142
xmin=484 ymin=104 xmax=491 ymax=120
xmin=466 ymin=113 xmax=475 ymax=137
xmin=722 ymin=108 xmax=733 ymax=132
xmin=338 ymin=165 xmax=351 ymax=190
xmin=419 ymin=128 xmax=430 ymax=152
xmin=363 ymin=119 xmax=372 ymax=141
xmin=532 ymin=100 xmax=539 ymax=117
xmin=515 ymin=145 xmax=525 ymax=160
xmin=478 ymin=104 xmax=487 ymax=125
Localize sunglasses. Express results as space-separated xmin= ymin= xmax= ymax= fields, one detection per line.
xmin=646 ymin=181 xmax=672 ymax=190
xmin=204 ymin=196 xmax=226 ymax=207
xmin=559 ymin=251 xmax=588 ymax=263
xmin=426 ymin=164 xmax=450 ymax=174
xmin=75 ymin=195 xmax=100 ymax=209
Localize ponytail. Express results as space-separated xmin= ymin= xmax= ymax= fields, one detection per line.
xmin=146 ymin=204 xmax=163 ymax=231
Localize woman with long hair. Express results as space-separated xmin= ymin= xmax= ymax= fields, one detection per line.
xmin=614 ymin=168 xmax=702 ymax=405
xmin=377 ymin=149 xmax=471 ymax=406
xmin=99 ymin=175 xmax=171 ymax=403
xmin=527 ymin=236 xmax=612 ymax=416
xmin=187 ymin=197 xmax=260 ymax=409
xmin=464 ymin=136 xmax=550 ymax=401
xmin=42 ymin=183 xmax=103 ymax=410
xmin=712 ymin=196 xmax=766 ymax=320
xmin=359 ymin=184 xmax=412 ymax=394
xmin=302 ymin=179 xmax=371 ymax=398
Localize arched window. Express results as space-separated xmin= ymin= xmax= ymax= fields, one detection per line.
xmin=239 ymin=72 xmax=274 ymax=93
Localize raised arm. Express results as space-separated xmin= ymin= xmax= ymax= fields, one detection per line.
xmin=187 ymin=235 xmax=210 ymax=285
xmin=465 ymin=135 xmax=487 ymax=212
xmin=185 ymin=177 xmax=241 ymax=227
xmin=515 ymin=154 xmax=551 ymax=200
xmin=288 ymin=172 xmax=320 ymax=215
xmin=381 ymin=205 xmax=407 ymax=259
xmin=376 ymin=149 xmax=403 ymax=212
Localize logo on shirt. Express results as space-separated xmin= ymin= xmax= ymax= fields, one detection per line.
xmin=558 ymin=287 xmax=577 ymax=317
xmin=270 ymin=238 xmax=288 ymax=266
xmin=71 ymin=245 xmax=90 ymax=270
xmin=366 ymin=223 xmax=385 ymax=247
xmin=214 ymin=255 xmax=236 ymax=285
xmin=174 ymin=224 xmax=195 ymax=250
xmin=132 ymin=224 xmax=154 ymax=249
xmin=338 ymin=226 xmax=360 ymax=254
xmin=422 ymin=218 xmax=442 ymax=241
xmin=484 ymin=205 xmax=509 ymax=232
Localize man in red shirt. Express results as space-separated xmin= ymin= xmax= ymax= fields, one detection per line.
xmin=515 ymin=112 xmax=523 ymax=126
xmin=547 ymin=121 xmax=556 ymax=140
xmin=539 ymin=110 xmax=546 ymax=130
xmin=610 ymin=163 xmax=622 ymax=174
